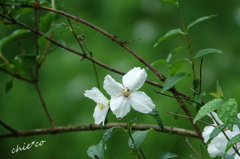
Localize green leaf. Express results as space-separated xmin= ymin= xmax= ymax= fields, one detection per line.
xmin=187 ymin=15 xmax=217 ymax=30
xmin=45 ymin=23 xmax=66 ymax=36
xmin=149 ymin=108 xmax=164 ymax=131
xmin=166 ymin=46 xmax=183 ymax=63
xmin=154 ymin=29 xmax=184 ymax=47
xmin=128 ymin=129 xmax=155 ymax=150
xmin=129 ymin=114 xmax=144 ymax=127
xmin=151 ymin=59 xmax=168 ymax=66
xmin=234 ymin=118 xmax=240 ymax=129
xmin=170 ymin=60 xmax=185 ymax=76
xmin=193 ymin=48 xmax=223 ymax=59
xmin=115 ymin=151 xmax=135 ymax=159
xmin=193 ymin=98 xmax=224 ymax=123
xmin=102 ymin=126 xmax=124 ymax=143
xmin=0 ymin=29 xmax=30 ymax=51
xmin=87 ymin=140 xmax=105 ymax=159
xmin=161 ymin=72 xmax=189 ymax=93
xmin=158 ymin=152 xmax=178 ymax=159
xmin=39 ymin=12 xmax=55 ymax=33
xmin=216 ymin=80 xmax=224 ymax=99
xmin=217 ymin=98 xmax=238 ymax=130
xmin=0 ymin=63 xmax=8 ymax=68
xmin=163 ymin=0 xmax=178 ymax=4
xmin=225 ymin=134 xmax=240 ymax=153
xmin=5 ymin=80 xmax=13 ymax=93
xmin=207 ymin=124 xmax=228 ymax=144
xmin=210 ymin=93 xmax=223 ymax=98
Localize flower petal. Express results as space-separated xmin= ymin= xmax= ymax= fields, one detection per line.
xmin=122 ymin=67 xmax=147 ymax=91
xmin=93 ymin=104 xmax=109 ymax=125
xmin=110 ymin=96 xmax=131 ymax=118
xmin=129 ymin=91 xmax=155 ymax=113
xmin=84 ymin=87 xmax=108 ymax=105
xmin=104 ymin=75 xmax=124 ymax=97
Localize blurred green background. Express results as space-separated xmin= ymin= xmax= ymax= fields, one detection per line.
xmin=0 ymin=0 xmax=240 ymax=158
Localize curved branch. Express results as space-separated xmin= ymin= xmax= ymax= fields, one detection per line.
xmin=0 ymin=123 xmax=200 ymax=139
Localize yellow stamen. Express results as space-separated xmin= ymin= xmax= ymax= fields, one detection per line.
xmin=124 ymin=88 xmax=131 ymax=97
xmin=97 ymin=102 xmax=105 ymax=110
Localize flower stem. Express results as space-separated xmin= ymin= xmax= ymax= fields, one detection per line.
xmin=125 ymin=117 xmax=142 ymax=159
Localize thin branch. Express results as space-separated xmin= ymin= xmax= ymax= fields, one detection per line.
xmin=0 ymin=68 xmax=34 ymax=83
xmin=164 ymin=111 xmax=214 ymax=126
xmin=0 ymin=123 xmax=200 ymax=139
xmin=181 ymin=137 xmax=203 ymax=159
xmin=0 ymin=120 xmax=20 ymax=137
xmin=34 ymin=82 xmax=56 ymax=128
xmin=154 ymin=90 xmax=203 ymax=106
xmin=0 ymin=3 xmax=166 ymax=82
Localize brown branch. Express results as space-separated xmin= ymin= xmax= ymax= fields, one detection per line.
xmin=34 ymin=82 xmax=55 ymax=128
xmin=0 ymin=2 xmax=166 ymax=82
xmin=0 ymin=68 xmax=34 ymax=83
xmin=0 ymin=120 xmax=20 ymax=137
xmin=0 ymin=123 xmax=200 ymax=139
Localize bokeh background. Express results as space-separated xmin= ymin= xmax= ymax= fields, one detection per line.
xmin=0 ymin=0 xmax=240 ymax=158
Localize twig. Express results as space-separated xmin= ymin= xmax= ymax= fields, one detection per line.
xmin=0 ymin=68 xmax=34 ymax=83
xmin=34 ymin=83 xmax=56 ymax=128
xmin=154 ymin=90 xmax=203 ymax=106
xmin=0 ymin=120 xmax=19 ymax=137
xmin=0 ymin=2 xmax=166 ymax=82
xmin=164 ymin=111 xmax=214 ymax=127
xmin=181 ymin=137 xmax=203 ymax=159
xmin=0 ymin=123 xmax=200 ymax=139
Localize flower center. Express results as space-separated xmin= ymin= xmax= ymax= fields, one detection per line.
xmin=97 ymin=102 xmax=105 ymax=110
xmin=123 ymin=88 xmax=131 ymax=97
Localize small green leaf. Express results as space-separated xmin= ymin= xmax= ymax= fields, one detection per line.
xmin=154 ymin=29 xmax=184 ymax=47
xmin=0 ymin=29 xmax=30 ymax=51
xmin=115 ymin=151 xmax=135 ymax=159
xmin=193 ymin=48 xmax=223 ymax=59
xmin=187 ymin=15 xmax=217 ymax=30
xmin=234 ymin=118 xmax=240 ymax=129
xmin=5 ymin=80 xmax=13 ymax=93
xmin=45 ymin=23 xmax=66 ymax=36
xmin=193 ymin=98 xmax=224 ymax=123
xmin=161 ymin=72 xmax=188 ymax=93
xmin=225 ymin=134 xmax=240 ymax=153
xmin=163 ymin=0 xmax=178 ymax=4
xmin=207 ymin=124 xmax=228 ymax=144
xmin=39 ymin=12 xmax=55 ymax=33
xmin=166 ymin=46 xmax=183 ymax=63
xmin=128 ymin=129 xmax=155 ymax=150
xmin=149 ymin=108 xmax=164 ymax=131
xmin=87 ymin=140 xmax=105 ymax=159
xmin=210 ymin=93 xmax=223 ymax=98
xmin=170 ymin=60 xmax=185 ymax=76
xmin=158 ymin=152 xmax=178 ymax=159
xmin=152 ymin=59 xmax=168 ymax=66
xmin=216 ymin=80 xmax=224 ymax=98
xmin=129 ymin=114 xmax=144 ymax=127
xmin=217 ymin=98 xmax=238 ymax=130
xmin=102 ymin=126 xmax=124 ymax=143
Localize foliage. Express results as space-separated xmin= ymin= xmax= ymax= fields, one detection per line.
xmin=0 ymin=0 xmax=240 ymax=159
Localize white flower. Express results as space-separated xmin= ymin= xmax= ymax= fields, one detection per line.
xmin=103 ymin=67 xmax=155 ymax=118
xmin=84 ymin=87 xmax=109 ymax=125
xmin=203 ymin=112 xmax=240 ymax=158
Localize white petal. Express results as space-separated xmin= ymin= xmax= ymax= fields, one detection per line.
xmin=93 ymin=104 xmax=109 ymax=125
xmin=84 ymin=87 xmax=108 ymax=105
xmin=103 ymin=75 xmax=124 ymax=97
xmin=110 ymin=96 xmax=131 ymax=118
xmin=122 ymin=67 xmax=147 ymax=91
xmin=129 ymin=91 xmax=155 ymax=113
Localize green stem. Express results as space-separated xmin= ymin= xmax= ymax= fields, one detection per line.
xmin=125 ymin=117 xmax=142 ymax=159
